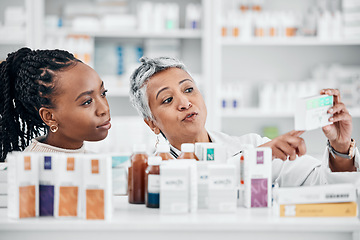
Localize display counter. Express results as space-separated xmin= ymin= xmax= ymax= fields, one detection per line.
xmin=0 ymin=196 xmax=359 ymax=240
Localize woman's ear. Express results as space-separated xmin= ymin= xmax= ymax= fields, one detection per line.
xmin=144 ymin=118 xmax=161 ymax=135
xmin=38 ymin=107 xmax=57 ymax=128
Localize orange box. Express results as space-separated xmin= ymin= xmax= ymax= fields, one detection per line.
xmin=86 ymin=189 xmax=104 ymax=220
xmin=67 ymin=157 xmax=75 ymax=171
xmin=24 ymin=156 xmax=31 ymax=170
xmin=59 ymin=186 xmax=78 ymax=217
xmin=91 ymin=159 xmax=99 ymax=174
xmin=19 ymin=185 xmax=36 ymax=218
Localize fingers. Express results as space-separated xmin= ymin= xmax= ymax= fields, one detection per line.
xmin=328 ymin=102 xmax=349 ymax=115
xmin=320 ymin=88 xmax=340 ymax=104
xmin=329 ymin=111 xmax=352 ymax=123
xmin=272 ymin=147 xmax=288 ymax=161
xmin=288 ymin=130 xmax=304 ymax=137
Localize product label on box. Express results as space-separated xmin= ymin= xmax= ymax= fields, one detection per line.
xmin=44 ymin=156 xmax=52 ymax=170
xmin=162 ymin=177 xmax=186 ymax=191
xmin=67 ymin=157 xmax=75 ymax=171
xmin=148 ymin=174 xmax=160 ymax=193
xmin=91 ymin=159 xmax=99 ymax=174
xmin=39 ymin=185 xmax=54 ymax=216
xmin=251 ymin=178 xmax=268 ymax=207
xmin=256 ymin=151 xmax=264 ymax=164
xmin=19 ymin=185 xmax=36 ymax=218
xmin=24 ymin=156 xmax=31 ymax=171
xmin=86 ymin=189 xmax=104 ymax=220
xmin=59 ymin=186 xmax=78 ymax=216
xmin=206 ymin=148 xmax=214 ymax=161
xmin=210 ymin=176 xmax=234 ymax=190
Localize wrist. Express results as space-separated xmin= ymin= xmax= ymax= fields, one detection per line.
xmin=329 ymin=140 xmax=351 ymax=154
xmin=328 ymin=139 xmax=356 ymax=160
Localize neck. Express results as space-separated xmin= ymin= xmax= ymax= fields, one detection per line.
xmin=44 ymin=133 xmax=84 ymax=150
xmin=168 ymin=128 xmax=210 ymax=150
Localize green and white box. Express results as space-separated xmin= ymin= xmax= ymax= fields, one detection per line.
xmin=295 ymin=95 xmax=333 ymax=131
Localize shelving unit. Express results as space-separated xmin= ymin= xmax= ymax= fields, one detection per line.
xmin=210 ymin=0 xmax=360 ymax=155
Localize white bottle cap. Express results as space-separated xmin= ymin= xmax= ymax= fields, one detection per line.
xmin=147 ymin=156 xmax=162 ymax=165
xmin=156 ymin=143 xmax=170 ymax=153
xmin=132 ymin=144 xmax=146 ymax=153
xmin=181 ymin=143 xmax=195 ymax=153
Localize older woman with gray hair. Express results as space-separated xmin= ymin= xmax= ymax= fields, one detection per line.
xmin=129 ymin=56 xmax=360 ymax=186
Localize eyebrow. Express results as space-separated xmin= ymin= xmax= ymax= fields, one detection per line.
xmin=75 ymin=81 xmax=104 ymax=101
xmin=155 ymin=79 xmax=192 ymax=100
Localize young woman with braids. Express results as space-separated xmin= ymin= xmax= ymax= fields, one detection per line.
xmin=0 ymin=47 xmax=111 ymax=162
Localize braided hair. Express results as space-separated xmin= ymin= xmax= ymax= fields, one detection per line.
xmin=0 ymin=47 xmax=80 ymax=162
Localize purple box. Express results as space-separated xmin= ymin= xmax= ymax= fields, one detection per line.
xmin=251 ymin=178 xmax=268 ymax=207
xmin=39 ymin=185 xmax=54 ymax=216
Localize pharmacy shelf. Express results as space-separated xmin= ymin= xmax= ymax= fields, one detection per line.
xmin=221 ymin=38 xmax=360 ymax=46
xmin=0 ymin=196 xmax=359 ymax=240
xmin=46 ymin=28 xmax=202 ymax=39
xmin=221 ymin=108 xmax=360 ymax=118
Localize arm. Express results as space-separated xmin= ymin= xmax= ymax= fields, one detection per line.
xmin=320 ymin=88 xmax=356 ymax=172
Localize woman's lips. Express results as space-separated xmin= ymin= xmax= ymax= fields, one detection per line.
xmin=97 ymin=120 xmax=111 ymax=130
xmin=182 ymin=112 xmax=198 ymax=122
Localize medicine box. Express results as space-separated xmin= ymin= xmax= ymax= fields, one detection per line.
xmin=196 ymin=162 xmax=209 ymax=209
xmin=160 ymin=163 xmax=190 ymax=214
xmin=82 ymin=154 xmax=112 ymax=220
xmin=7 ymin=152 xmax=39 ymax=218
xmin=39 ymin=154 xmax=57 ymax=216
xmin=295 ymin=95 xmax=333 ymax=131
xmin=111 ymin=154 xmax=131 ymax=196
xmin=243 ymin=147 xmax=272 ymax=208
xmin=208 ymin=164 xmax=237 ymax=212
xmin=54 ymin=154 xmax=82 ymax=218
xmin=195 ymin=143 xmax=227 ymax=163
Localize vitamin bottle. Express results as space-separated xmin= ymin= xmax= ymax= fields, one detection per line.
xmin=128 ymin=144 xmax=148 ymax=204
xmin=178 ymin=143 xmax=199 ymax=160
xmin=155 ymin=143 xmax=175 ymax=161
xmin=145 ymin=156 xmax=162 ymax=208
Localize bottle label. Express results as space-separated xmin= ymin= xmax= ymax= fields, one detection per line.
xmin=148 ymin=174 xmax=160 ymax=193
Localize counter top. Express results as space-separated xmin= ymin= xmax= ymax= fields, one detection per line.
xmin=1 ymin=196 xmax=360 ymax=240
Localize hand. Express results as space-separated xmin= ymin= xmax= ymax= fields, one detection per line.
xmin=320 ymin=89 xmax=352 ymax=153
xmin=259 ymin=130 xmax=306 ymax=161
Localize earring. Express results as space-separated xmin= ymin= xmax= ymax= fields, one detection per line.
xmin=50 ymin=125 xmax=58 ymax=133
xmin=188 ymin=102 xmax=192 ymax=107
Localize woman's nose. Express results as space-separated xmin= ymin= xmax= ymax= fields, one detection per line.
xmin=96 ymin=97 xmax=110 ymax=117
xmin=178 ymin=96 xmax=192 ymax=111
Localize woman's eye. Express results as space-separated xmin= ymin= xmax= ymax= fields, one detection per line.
xmin=185 ymin=87 xmax=193 ymax=93
xmin=101 ymin=89 xmax=108 ymax=97
xmin=82 ymin=99 xmax=93 ymax=106
xmin=162 ymin=97 xmax=173 ymax=104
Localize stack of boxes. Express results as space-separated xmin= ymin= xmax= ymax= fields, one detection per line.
xmin=343 ymin=0 xmax=360 ymax=39
xmin=0 ymin=162 xmax=7 ymax=208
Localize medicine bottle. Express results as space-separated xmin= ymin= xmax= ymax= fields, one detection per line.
xmin=145 ymin=156 xmax=162 ymax=208
xmin=155 ymin=143 xmax=175 ymax=161
xmin=178 ymin=143 xmax=199 ymax=160
xmin=128 ymin=144 xmax=148 ymax=204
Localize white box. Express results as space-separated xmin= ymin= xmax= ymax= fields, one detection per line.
xmin=39 ymin=154 xmax=57 ymax=216
xmin=54 ymin=154 xmax=82 ymax=218
xmin=196 ymin=162 xmax=209 ymax=209
xmin=195 ymin=143 xmax=227 ymax=163
xmin=0 ymin=195 xmax=7 ymax=208
xmin=82 ymin=154 xmax=112 ymax=220
xmin=295 ymin=95 xmax=333 ymax=131
xmin=111 ymin=154 xmax=131 ymax=196
xmin=0 ymin=163 xmax=7 ymax=182
xmin=208 ymin=164 xmax=237 ymax=212
xmin=276 ymin=183 xmax=357 ymax=205
xmin=160 ymin=163 xmax=190 ymax=214
xmin=0 ymin=182 xmax=7 ymax=195
xmin=7 ymin=152 xmax=39 ymax=218
xmin=243 ymin=147 xmax=272 ymax=208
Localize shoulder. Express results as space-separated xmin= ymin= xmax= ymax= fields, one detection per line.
xmin=209 ymin=130 xmax=270 ymax=146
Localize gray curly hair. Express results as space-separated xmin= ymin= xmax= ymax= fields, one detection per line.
xmin=129 ymin=56 xmax=190 ymax=120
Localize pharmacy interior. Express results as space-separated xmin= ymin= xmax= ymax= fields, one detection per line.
xmin=1 ymin=0 xmax=360 ymax=239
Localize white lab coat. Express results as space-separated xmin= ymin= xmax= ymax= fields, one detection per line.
xmin=170 ymin=131 xmax=360 ymax=187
